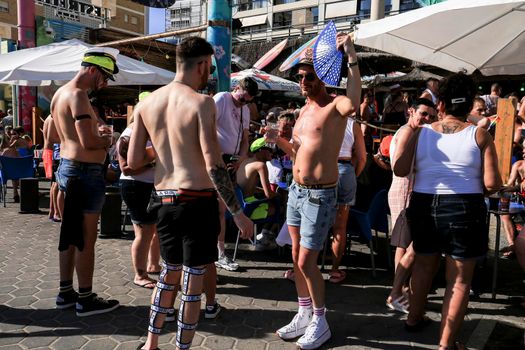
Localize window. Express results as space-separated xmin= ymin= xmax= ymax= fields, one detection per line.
xmin=274 ymin=0 xmax=300 ymax=5
xmin=0 ymin=1 xmax=8 ymax=13
xmin=124 ymin=14 xmax=128 ymax=22
xmin=273 ymin=11 xmax=292 ymax=28
xmin=131 ymin=16 xmax=138 ymax=25
xmin=310 ymin=7 xmax=318 ymax=24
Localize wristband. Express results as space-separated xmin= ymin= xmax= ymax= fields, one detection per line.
xmin=347 ymin=60 xmax=358 ymax=68
xmin=231 ymin=208 xmax=243 ymax=217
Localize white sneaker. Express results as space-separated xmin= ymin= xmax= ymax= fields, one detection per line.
xmin=296 ymin=316 xmax=331 ymax=350
xmin=215 ymin=254 xmax=239 ymax=271
xmin=276 ymin=310 xmax=313 ymax=340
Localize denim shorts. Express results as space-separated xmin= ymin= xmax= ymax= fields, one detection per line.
xmin=56 ymin=158 xmax=106 ymax=213
xmin=287 ymin=182 xmax=337 ymax=251
xmin=407 ymin=192 xmax=488 ymax=259
xmin=337 ymin=162 xmax=357 ymax=206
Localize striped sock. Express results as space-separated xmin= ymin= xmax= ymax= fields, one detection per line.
xmin=78 ymin=287 xmax=93 ymax=300
xmin=59 ymin=280 xmax=73 ymax=294
xmin=313 ymin=306 xmax=325 ymax=317
xmin=298 ymin=296 xmax=312 ymax=314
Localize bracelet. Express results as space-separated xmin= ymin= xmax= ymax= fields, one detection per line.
xmin=231 ymin=208 xmax=243 ymax=217
xmin=347 ymin=60 xmax=358 ymax=68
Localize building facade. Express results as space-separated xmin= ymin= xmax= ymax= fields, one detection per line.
xmin=232 ymin=0 xmax=420 ymax=42
xmin=0 ymin=0 xmax=146 ymax=44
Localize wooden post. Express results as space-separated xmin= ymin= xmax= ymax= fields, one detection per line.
xmin=127 ymin=105 xmax=133 ymax=126
xmin=32 ymin=107 xmax=43 ymax=147
xmin=494 ymin=98 xmax=516 ymax=184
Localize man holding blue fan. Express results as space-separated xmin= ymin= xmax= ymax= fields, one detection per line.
xmin=274 ymin=32 xmax=361 ymax=349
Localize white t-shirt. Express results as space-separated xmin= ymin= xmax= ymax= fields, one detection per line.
xmin=338 ymin=119 xmax=354 ymax=158
xmin=119 ymin=127 xmax=155 ymax=183
xmin=213 ymin=92 xmax=250 ymax=155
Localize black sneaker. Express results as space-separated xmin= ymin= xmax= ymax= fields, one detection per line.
xmin=56 ymin=290 xmax=79 ymax=309
xmin=204 ymin=302 xmax=221 ymax=319
xmin=75 ymin=293 xmax=120 ymax=317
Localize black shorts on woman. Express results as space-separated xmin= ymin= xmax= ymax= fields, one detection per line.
xmin=408 ymin=192 xmax=488 ymax=259
xmin=148 ymin=189 xmax=220 ymax=267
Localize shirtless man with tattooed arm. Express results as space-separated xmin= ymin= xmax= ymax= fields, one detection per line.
xmin=274 ymin=33 xmax=360 ymax=349
xmin=128 ymin=36 xmax=253 ymax=350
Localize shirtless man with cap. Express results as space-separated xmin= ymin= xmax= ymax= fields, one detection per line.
xmin=128 ymin=36 xmax=253 ymax=350
xmin=274 ymin=33 xmax=361 ymax=349
xmin=52 ymin=48 xmax=120 ymax=316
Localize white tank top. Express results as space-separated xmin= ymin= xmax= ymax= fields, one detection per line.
xmin=338 ymin=119 xmax=355 ymax=158
xmin=413 ymin=124 xmax=482 ymax=194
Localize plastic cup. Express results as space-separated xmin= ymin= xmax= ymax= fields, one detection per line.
xmin=265 ymin=122 xmax=279 ymax=147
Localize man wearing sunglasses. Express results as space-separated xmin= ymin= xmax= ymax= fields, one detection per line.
xmin=274 ymin=33 xmax=361 ymax=349
xmin=51 ymin=48 xmax=119 ymax=317
xmin=128 ymin=36 xmax=253 ymax=350
xmin=213 ymin=77 xmax=259 ymax=271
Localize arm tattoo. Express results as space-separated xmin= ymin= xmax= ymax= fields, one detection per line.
xmin=209 ymin=164 xmax=241 ymax=214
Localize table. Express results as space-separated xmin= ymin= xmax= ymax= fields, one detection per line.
xmin=488 ymin=202 xmax=525 ymax=299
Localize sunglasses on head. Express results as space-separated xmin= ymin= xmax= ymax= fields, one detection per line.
xmin=294 ymin=73 xmax=316 ymax=82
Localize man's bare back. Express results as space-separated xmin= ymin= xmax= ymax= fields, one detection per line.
xmin=51 ymin=85 xmax=108 ymax=164
xmin=292 ymin=95 xmax=351 ymax=185
xmin=131 ymin=81 xmax=218 ymax=191
xmin=43 ymin=115 xmax=60 ymax=150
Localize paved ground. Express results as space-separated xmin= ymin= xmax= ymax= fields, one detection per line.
xmin=0 ymin=185 xmax=524 ymax=350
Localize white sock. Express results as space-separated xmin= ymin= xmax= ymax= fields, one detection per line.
xmin=298 ymin=296 xmax=312 ymax=315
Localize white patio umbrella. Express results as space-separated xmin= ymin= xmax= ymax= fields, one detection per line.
xmin=354 ymin=0 xmax=525 ymax=76
xmin=0 ymin=39 xmax=175 ymax=86
xmin=231 ymin=69 xmax=300 ymax=93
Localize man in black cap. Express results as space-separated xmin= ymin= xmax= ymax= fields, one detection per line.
xmin=51 ymin=47 xmax=120 ymax=316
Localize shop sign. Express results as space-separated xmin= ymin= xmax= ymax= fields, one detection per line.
xmin=36 ymin=0 xmax=105 ymax=20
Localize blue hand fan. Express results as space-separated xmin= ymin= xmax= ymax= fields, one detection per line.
xmin=313 ymin=21 xmax=343 ymax=86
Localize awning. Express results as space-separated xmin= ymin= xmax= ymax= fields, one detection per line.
xmin=240 ymin=14 xmax=267 ymax=27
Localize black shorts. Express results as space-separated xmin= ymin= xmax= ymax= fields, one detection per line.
xmin=149 ymin=190 xmax=220 ymax=267
xmin=407 ymin=192 xmax=488 ymax=259
xmin=120 ymin=179 xmax=156 ymax=225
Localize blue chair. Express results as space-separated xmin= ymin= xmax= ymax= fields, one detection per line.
xmin=231 ymin=186 xmax=281 ymax=261
xmin=0 ymin=156 xmax=36 ymax=207
xmin=346 ymin=189 xmax=390 ymax=277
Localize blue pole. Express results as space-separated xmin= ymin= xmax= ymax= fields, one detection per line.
xmin=207 ymin=0 xmax=231 ymax=92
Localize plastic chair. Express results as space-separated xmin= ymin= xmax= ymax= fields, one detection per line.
xmin=346 ymin=189 xmax=390 ymax=277
xmin=0 ymin=155 xmax=36 ymax=207
xmin=230 ymin=186 xmax=280 ymax=262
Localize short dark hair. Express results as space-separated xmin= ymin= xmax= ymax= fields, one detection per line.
xmin=438 ymin=73 xmax=476 ymax=118
xmin=411 ymin=98 xmax=435 ymax=110
xmin=278 ymin=111 xmax=295 ymax=122
xmin=238 ymin=77 xmax=259 ymax=97
xmin=473 ymin=97 xmax=485 ymax=105
xmin=176 ymin=37 xmax=214 ymax=66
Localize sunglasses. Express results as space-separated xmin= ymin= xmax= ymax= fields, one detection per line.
xmin=294 ymin=73 xmax=316 ymax=82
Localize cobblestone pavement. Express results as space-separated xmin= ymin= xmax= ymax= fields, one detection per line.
xmin=0 ymin=187 xmax=524 ymax=350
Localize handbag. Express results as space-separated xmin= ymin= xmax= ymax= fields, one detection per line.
xmin=390 ymin=128 xmax=420 ymax=248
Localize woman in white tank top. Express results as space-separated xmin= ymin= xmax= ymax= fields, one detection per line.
xmin=392 ymin=74 xmax=502 ymax=350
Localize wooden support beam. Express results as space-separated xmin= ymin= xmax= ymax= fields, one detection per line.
xmin=494 ymin=98 xmax=516 ymax=184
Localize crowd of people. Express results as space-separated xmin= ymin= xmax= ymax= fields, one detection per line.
xmin=3 ymin=31 xmax=525 ymax=350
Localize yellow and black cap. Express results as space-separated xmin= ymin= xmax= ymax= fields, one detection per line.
xmin=81 ymin=48 xmax=119 ymax=81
